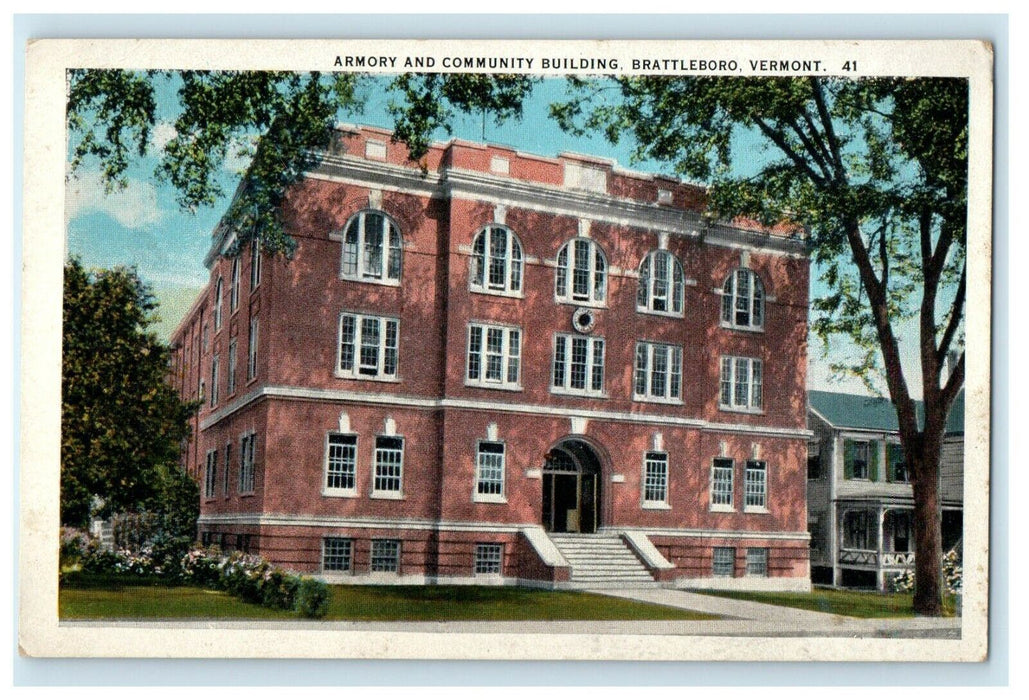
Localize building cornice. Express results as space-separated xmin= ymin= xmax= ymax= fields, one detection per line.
xmin=200 ymin=383 xmax=813 ymax=440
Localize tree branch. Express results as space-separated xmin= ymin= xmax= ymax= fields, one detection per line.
xmin=809 ymin=78 xmax=847 ymax=179
xmin=787 ymin=117 xmax=834 ymax=182
xmin=752 ymin=115 xmax=827 ymax=187
xmin=936 ymin=261 xmax=966 ymax=364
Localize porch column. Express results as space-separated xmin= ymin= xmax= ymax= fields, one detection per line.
xmin=876 ymin=506 xmax=886 ymax=591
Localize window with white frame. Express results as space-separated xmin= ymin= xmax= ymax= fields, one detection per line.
xmin=721 ymin=268 xmax=765 ymax=330
xmin=341 ymin=210 xmax=402 ymax=283
xmin=474 ymin=543 xmax=503 ymax=575
xmin=227 ymin=338 xmax=237 ymax=395
xmin=322 ymin=537 xmax=353 ymax=572
xmin=370 ymin=539 xmax=400 ymax=572
xmin=210 ymin=355 xmax=220 ymax=407
xmin=552 ymin=335 xmax=605 ymax=395
xmin=338 ymin=312 xmax=399 ymax=380
xmin=643 ymin=451 xmax=669 ymax=505
xmin=213 ymin=277 xmax=224 ymax=330
xmin=719 ymin=356 xmax=763 ymax=411
xmin=712 ymin=547 xmax=735 ymax=577
xmin=711 ymin=457 xmax=734 ymax=509
xmin=228 ymin=258 xmax=239 ymax=311
xmin=888 ymin=443 xmax=908 ymax=483
xmin=373 ymin=436 xmax=404 ymax=494
xmin=555 ymin=238 xmax=607 ymax=304
xmin=471 ymin=225 xmax=523 ymax=294
xmin=744 ymin=460 xmax=767 ymax=510
xmin=634 ymin=342 xmax=683 ymax=402
xmin=325 ymin=433 xmax=357 ymax=492
xmin=467 ymin=324 xmax=520 ymax=388
xmin=247 ymin=318 xmax=258 ymax=381
xmin=637 ymin=250 xmax=685 ymax=315
xmin=746 ymin=547 xmax=768 ymax=576
xmin=204 ymin=450 xmax=218 ymax=498
xmin=250 ymin=239 xmax=261 ymax=290
xmin=475 ymin=441 xmax=505 ymax=501
xmin=844 ymin=439 xmax=872 ymax=480
xmin=239 ymin=432 xmax=256 ymax=493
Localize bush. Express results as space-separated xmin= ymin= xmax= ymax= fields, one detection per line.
xmin=60 ymin=528 xmax=89 ymax=570
xmin=294 ymin=578 xmax=330 ymax=619
xmin=887 ymin=550 xmax=962 ymax=595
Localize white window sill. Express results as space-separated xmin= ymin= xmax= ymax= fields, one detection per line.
xmin=551 ymin=387 xmax=608 ymax=399
xmin=465 ymin=380 xmax=522 ymax=392
xmin=470 ymin=287 xmax=524 ymax=299
xmin=322 ymin=488 xmax=359 ymax=498
xmin=239 ymin=491 xmax=255 ymax=498
xmin=744 ymin=506 xmax=770 ymax=514
xmin=339 ymin=275 xmax=401 ymax=288
xmin=370 ymin=491 xmax=405 ymax=500
xmin=719 ymin=405 xmax=765 ymax=415
xmin=555 ymin=297 xmax=607 ymax=309
xmin=709 ymin=504 xmax=735 ymax=513
xmin=636 ymin=308 xmax=685 ymax=319
xmin=720 ymin=323 xmax=765 ymax=334
xmin=633 ymin=395 xmax=684 ymax=406
xmin=642 ymin=501 xmax=672 ymax=510
xmin=335 ymin=371 xmax=400 ymax=383
xmin=473 ymin=494 xmax=508 ymax=504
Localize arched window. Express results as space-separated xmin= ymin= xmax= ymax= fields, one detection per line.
xmin=341 ymin=210 xmax=402 ymax=283
xmin=637 ymin=250 xmax=685 ymax=315
xmin=721 ymin=268 xmax=765 ymax=330
xmin=555 ymin=238 xmax=607 ymax=304
xmin=471 ymin=225 xmax=523 ymax=294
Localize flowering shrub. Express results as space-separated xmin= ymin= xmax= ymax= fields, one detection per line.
xmin=69 ymin=533 xmax=330 ymax=618
xmin=60 ymin=528 xmax=90 ymax=569
xmin=887 ymin=550 xmax=962 ymax=595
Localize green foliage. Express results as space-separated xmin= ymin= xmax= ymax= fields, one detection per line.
xmin=294 ymin=578 xmax=331 ymax=619
xmin=62 ymin=258 xmax=198 ymax=528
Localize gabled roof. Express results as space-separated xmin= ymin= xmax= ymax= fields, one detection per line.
xmin=808 ymin=389 xmax=965 ymax=435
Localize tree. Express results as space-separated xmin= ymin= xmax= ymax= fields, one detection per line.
xmin=62 ymin=258 xmax=198 ymax=530
xmin=547 ymin=76 xmax=965 ymax=615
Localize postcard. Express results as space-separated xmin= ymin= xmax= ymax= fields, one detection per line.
xmin=20 ymin=37 xmax=992 ymax=662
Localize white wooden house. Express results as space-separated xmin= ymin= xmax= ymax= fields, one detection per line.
xmin=806 ymin=390 xmax=963 ymax=590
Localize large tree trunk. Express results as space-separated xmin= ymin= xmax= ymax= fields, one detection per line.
xmin=910 ymin=445 xmax=945 ymax=615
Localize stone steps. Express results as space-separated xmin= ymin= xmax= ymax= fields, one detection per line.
xmin=549 ymin=533 xmax=657 ymax=587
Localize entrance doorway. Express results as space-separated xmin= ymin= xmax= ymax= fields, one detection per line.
xmin=542 ymin=439 xmax=602 ymax=533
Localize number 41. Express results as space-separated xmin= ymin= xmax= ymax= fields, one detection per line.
xmin=842 ymin=60 xmax=858 ymax=72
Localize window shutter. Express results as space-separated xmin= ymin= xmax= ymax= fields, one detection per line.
xmin=843 ymin=439 xmax=855 ymax=479
xmin=869 ymin=440 xmax=881 ymax=481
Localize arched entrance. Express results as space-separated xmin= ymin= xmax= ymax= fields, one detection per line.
xmin=542 ymin=439 xmax=602 ymax=533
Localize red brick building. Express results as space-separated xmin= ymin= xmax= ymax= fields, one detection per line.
xmin=169 ymin=124 xmax=812 ymax=590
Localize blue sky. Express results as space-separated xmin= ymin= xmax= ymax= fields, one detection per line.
xmin=64 ymin=74 xmax=923 ymax=397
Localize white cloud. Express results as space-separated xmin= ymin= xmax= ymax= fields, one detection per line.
xmin=149 ymin=121 xmax=178 ymax=152
xmin=65 ymin=170 xmax=167 ymax=229
xmin=222 ymin=135 xmax=256 ymax=174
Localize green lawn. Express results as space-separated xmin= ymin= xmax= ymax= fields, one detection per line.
xmin=692 ymin=587 xmax=956 ymax=618
xmin=59 ymin=574 xmax=718 ymax=622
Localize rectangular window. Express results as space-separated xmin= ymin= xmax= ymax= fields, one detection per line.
xmin=239 ymin=432 xmax=256 ymax=493
xmin=338 ymin=312 xmax=399 ymax=380
xmin=250 ymin=239 xmax=261 ymax=290
xmin=204 ymin=450 xmax=218 ymax=498
xmin=643 ymin=451 xmax=669 ymax=505
xmin=210 ymin=355 xmax=220 ymax=407
xmin=888 ymin=443 xmax=908 ymax=482
xmin=227 ymin=339 xmax=237 ymax=395
xmin=467 ymin=324 xmax=521 ymax=388
xmin=719 ymin=356 xmax=763 ymax=411
xmin=247 ymin=318 xmax=258 ymax=381
xmin=475 ymin=441 xmax=505 ymax=501
xmin=370 ymin=539 xmax=400 ymax=572
xmin=474 ymin=543 xmax=503 ymax=575
xmin=552 ymin=335 xmax=604 ymax=395
xmin=322 ymin=538 xmax=353 ymax=572
xmin=844 ymin=439 xmax=872 ymax=480
xmin=806 ymin=441 xmax=821 ymax=479
xmin=744 ymin=460 xmax=767 ymax=510
xmin=373 ymin=436 xmax=404 ymax=494
xmin=746 ymin=548 xmax=769 ymax=577
xmin=230 ymin=257 xmax=240 ymax=312
xmin=325 ymin=433 xmax=357 ymax=492
xmin=711 ymin=458 xmax=734 ymax=509
xmin=712 ymin=547 xmax=735 ymax=577
xmin=843 ymin=510 xmax=871 ymax=549
xmin=633 ymin=342 xmax=683 ymax=401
